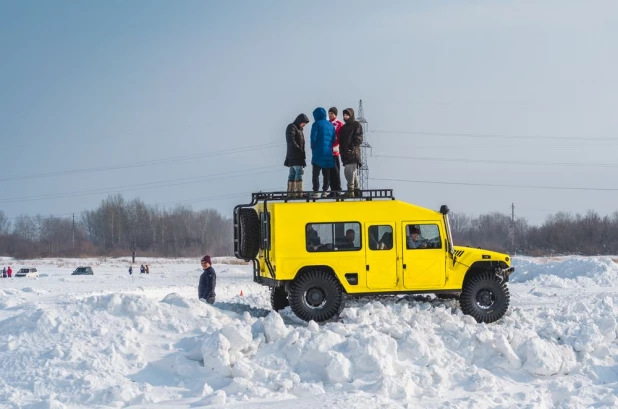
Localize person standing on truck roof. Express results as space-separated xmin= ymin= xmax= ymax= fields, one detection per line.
xmin=339 ymin=108 xmax=363 ymax=197
xmin=327 ymin=107 xmax=343 ymax=196
xmin=310 ymin=107 xmax=336 ymax=198
xmin=198 ymin=255 xmax=217 ymax=304
xmin=285 ymin=113 xmax=309 ymax=197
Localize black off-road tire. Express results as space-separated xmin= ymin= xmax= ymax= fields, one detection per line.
xmin=289 ymin=270 xmax=343 ymax=322
xmin=460 ymin=271 xmax=510 ymax=323
xmin=270 ymin=287 xmax=289 ymax=311
xmin=239 ymin=208 xmax=260 ymax=259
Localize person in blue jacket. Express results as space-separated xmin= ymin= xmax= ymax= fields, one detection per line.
xmin=310 ymin=107 xmax=336 ymax=198
xmin=198 ymin=255 xmax=217 ymax=304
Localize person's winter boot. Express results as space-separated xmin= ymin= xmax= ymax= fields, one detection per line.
xmin=345 ymin=187 xmax=354 ymax=198
xmin=294 ymin=181 xmax=304 ymax=198
xmin=287 ymin=181 xmax=294 ymax=197
xmin=354 ymin=189 xmax=361 ymax=198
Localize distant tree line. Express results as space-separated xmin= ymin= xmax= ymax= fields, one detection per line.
xmin=1 ymin=199 xmax=618 ymax=258
xmin=0 ymin=195 xmax=232 ymax=259
xmin=451 ymin=210 xmax=618 ymax=256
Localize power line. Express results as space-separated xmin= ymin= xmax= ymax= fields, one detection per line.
xmin=0 ymin=142 xmax=285 ymax=183
xmin=4 ymin=187 xmax=281 ymax=220
xmin=371 ymin=129 xmax=618 ymax=142
xmin=371 ymin=177 xmax=618 ymax=192
xmin=373 ymin=154 xmax=618 ymax=169
xmin=0 ymin=166 xmax=281 ymax=204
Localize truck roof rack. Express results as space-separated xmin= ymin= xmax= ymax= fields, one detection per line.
xmin=251 ymin=189 xmax=394 ymax=203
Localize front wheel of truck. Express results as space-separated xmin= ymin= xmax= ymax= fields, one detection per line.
xmin=289 ymin=270 xmax=343 ymax=322
xmin=460 ymin=271 xmax=510 ymax=323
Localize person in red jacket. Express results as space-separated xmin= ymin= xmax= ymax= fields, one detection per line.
xmin=327 ymin=107 xmax=344 ymax=196
xmin=7 ymin=266 xmax=12 ymax=278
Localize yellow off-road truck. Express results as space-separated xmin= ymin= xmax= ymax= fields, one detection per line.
xmin=234 ymin=189 xmax=514 ymax=323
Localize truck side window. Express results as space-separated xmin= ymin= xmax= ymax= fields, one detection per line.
xmin=406 ymin=224 xmax=442 ymax=249
xmin=368 ymin=225 xmax=393 ymax=250
xmin=306 ymin=222 xmax=361 ymax=252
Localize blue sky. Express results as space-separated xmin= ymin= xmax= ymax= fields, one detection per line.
xmin=1 ymin=0 xmax=618 ymax=224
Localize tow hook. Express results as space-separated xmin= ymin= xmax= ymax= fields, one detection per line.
xmin=495 ymin=267 xmax=515 ymax=282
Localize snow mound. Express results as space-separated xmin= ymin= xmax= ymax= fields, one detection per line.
xmin=191 ymin=297 xmax=618 ymax=406
xmin=512 ymin=256 xmax=618 ymax=287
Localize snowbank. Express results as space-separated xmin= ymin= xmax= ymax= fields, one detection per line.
xmin=512 ymin=256 xmax=618 ymax=288
xmin=1 ymin=257 xmax=618 ymax=408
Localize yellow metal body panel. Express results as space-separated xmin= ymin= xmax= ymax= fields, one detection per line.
xmin=255 ymin=199 xmax=511 ymax=294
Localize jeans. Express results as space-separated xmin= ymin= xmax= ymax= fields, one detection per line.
xmin=344 ymin=164 xmax=359 ymax=190
xmin=312 ymin=165 xmax=331 ymax=192
xmin=288 ymin=166 xmax=304 ymax=182
xmin=326 ymin=155 xmax=341 ymax=192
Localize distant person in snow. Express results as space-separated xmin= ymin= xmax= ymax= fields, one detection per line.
xmin=310 ymin=107 xmax=336 ymax=198
xmin=285 ymin=113 xmax=309 ymax=196
xmin=339 ymin=108 xmax=364 ymax=197
xmin=327 ymin=107 xmax=343 ymax=196
xmin=198 ymin=255 xmax=217 ymax=304
xmin=145 ymin=265 xmax=150 ymax=274
xmin=7 ymin=266 xmax=11 ymax=278
xmin=140 ymin=265 xmax=145 ymax=274
xmin=2 ymin=267 xmax=6 ymax=278
xmin=128 ymin=266 xmax=133 ymax=275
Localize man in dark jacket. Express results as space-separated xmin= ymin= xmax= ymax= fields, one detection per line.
xmin=327 ymin=107 xmax=343 ymax=196
xmin=198 ymin=255 xmax=217 ymax=304
xmin=285 ymin=114 xmax=309 ymax=196
xmin=339 ymin=108 xmax=364 ymax=197
xmin=310 ymin=107 xmax=336 ymax=198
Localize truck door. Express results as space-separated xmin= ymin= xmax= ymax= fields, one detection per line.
xmin=365 ymin=223 xmax=399 ymax=290
xmin=401 ymin=222 xmax=446 ymax=289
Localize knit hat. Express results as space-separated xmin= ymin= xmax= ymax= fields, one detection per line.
xmin=201 ymin=255 xmax=212 ymax=264
xmin=410 ymin=227 xmax=420 ymax=235
xmin=328 ymin=107 xmax=338 ymax=116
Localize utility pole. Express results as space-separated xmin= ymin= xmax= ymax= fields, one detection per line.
xmin=357 ymin=99 xmax=371 ymax=190
xmin=72 ymin=213 xmax=75 ymax=248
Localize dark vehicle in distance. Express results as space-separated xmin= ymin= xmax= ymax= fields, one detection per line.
xmin=72 ymin=267 xmax=94 ymax=276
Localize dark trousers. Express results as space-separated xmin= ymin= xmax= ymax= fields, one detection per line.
xmin=312 ymin=165 xmax=331 ymax=192
xmin=327 ymin=155 xmax=341 ymax=192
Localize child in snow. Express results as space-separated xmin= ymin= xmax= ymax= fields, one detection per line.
xmin=198 ymin=255 xmax=216 ymax=304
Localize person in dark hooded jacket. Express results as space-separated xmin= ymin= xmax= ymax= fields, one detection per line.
xmin=285 ymin=114 xmax=309 ymax=195
xmin=339 ymin=108 xmax=364 ymax=196
xmin=198 ymin=255 xmax=216 ymax=304
xmin=310 ymin=107 xmax=336 ymax=198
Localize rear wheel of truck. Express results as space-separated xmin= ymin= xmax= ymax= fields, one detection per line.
xmin=460 ymin=271 xmax=510 ymax=323
xmin=238 ymin=208 xmax=260 ymax=259
xmin=289 ymin=270 xmax=343 ymax=322
xmin=270 ymin=287 xmax=289 ymax=311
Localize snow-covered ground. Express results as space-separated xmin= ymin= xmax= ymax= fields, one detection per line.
xmin=1 ymin=256 xmax=617 ymax=409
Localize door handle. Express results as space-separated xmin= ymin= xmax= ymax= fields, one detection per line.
xmin=403 ymin=264 xmax=407 ymax=269
xmin=366 ymin=265 xmax=370 ymax=271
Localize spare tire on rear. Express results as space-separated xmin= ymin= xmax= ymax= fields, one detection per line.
xmin=239 ymin=208 xmax=260 ymax=259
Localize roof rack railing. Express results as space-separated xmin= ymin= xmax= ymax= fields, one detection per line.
xmin=252 ymin=189 xmax=394 ymax=202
